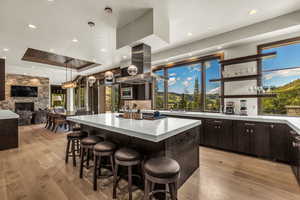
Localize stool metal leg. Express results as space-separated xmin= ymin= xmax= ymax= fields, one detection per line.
xmin=71 ymin=140 xmax=76 ymax=167
xmin=128 ymin=166 xmax=132 ymax=200
xmin=65 ymin=139 xmax=71 ymax=164
xmin=169 ymin=183 xmax=177 ymax=200
xmin=93 ymin=155 xmax=99 ymax=191
xmin=113 ymin=163 xmax=119 ymax=199
xmin=79 ymin=147 xmax=86 ymax=179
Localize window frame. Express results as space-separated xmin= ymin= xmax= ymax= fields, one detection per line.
xmin=257 ymin=36 xmax=300 ymax=115
xmin=153 ymin=53 xmax=223 ymax=112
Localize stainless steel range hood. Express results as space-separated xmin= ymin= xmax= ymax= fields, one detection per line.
xmin=116 ymin=43 xmax=167 ymax=84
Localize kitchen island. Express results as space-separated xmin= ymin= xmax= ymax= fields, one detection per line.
xmin=67 ymin=113 xmax=201 ymax=188
xmin=0 ymin=110 xmax=19 ymax=150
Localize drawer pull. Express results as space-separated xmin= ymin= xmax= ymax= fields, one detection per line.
xmin=245 ymin=123 xmax=255 ymax=126
xmin=292 ymin=142 xmax=300 ymax=147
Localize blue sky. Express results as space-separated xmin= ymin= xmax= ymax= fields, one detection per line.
xmin=262 ymin=43 xmax=300 ymax=87
xmin=156 ymin=59 xmax=220 ymax=94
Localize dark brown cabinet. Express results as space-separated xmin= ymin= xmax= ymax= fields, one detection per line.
xmin=270 ymin=124 xmax=289 ymax=162
xmin=233 ymin=121 xmax=270 ymax=158
xmin=203 ymin=119 xmax=233 ymax=151
xmin=0 ymin=119 xmax=18 ymax=150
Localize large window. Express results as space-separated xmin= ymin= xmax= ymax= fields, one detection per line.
xmin=205 ymin=59 xmax=221 ymax=112
xmin=154 ymin=55 xmax=221 ymax=112
xmin=154 ymin=70 xmax=165 ymax=109
xmin=167 ymin=63 xmax=202 ymax=111
xmin=259 ymin=37 xmax=300 ymax=115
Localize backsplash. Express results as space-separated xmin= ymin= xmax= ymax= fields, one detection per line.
xmin=123 ymin=100 xmax=152 ymax=110
xmin=0 ymin=74 xmax=49 ymax=111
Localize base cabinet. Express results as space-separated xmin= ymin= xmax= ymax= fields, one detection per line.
xmin=203 ymin=119 xmax=233 ymax=150
xmin=0 ymin=118 xmax=18 ymax=150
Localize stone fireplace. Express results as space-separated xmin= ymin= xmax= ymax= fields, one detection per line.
xmin=15 ymin=102 xmax=34 ymax=112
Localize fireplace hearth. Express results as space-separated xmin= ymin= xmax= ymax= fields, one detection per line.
xmin=15 ymin=102 xmax=34 ymax=125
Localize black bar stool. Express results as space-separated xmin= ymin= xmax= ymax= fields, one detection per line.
xmin=79 ymin=135 xmax=102 ymax=179
xmin=65 ymin=130 xmax=88 ymax=167
xmin=113 ymin=148 xmax=141 ymax=200
xmin=93 ymin=141 xmax=116 ymax=191
xmin=144 ymin=157 xmax=180 ymax=200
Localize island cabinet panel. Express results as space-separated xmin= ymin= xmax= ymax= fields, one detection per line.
xmin=270 ymin=124 xmax=289 ymax=162
xmin=233 ymin=121 xmax=252 ymax=154
xmin=203 ymin=119 xmax=233 ymax=150
xmin=0 ymin=119 xmax=18 ymax=150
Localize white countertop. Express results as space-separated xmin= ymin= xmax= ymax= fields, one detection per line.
xmin=143 ymin=110 xmax=300 ymax=135
xmin=67 ymin=113 xmax=201 ymax=142
xmin=0 ymin=110 xmax=19 ymax=119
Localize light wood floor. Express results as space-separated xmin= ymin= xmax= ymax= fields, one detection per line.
xmin=0 ymin=124 xmax=299 ymax=200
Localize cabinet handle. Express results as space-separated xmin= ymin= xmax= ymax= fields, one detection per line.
xmin=246 ymin=129 xmax=249 ymax=133
xmin=270 ymin=125 xmax=274 ymax=128
xmin=290 ymin=130 xmax=297 ymax=135
xmin=214 ymin=120 xmax=222 ymax=123
xmin=245 ymin=123 xmax=255 ymax=126
xmin=250 ymin=129 xmax=254 ymax=133
xmin=292 ymin=142 xmax=300 ymax=147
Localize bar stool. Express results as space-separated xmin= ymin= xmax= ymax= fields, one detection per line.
xmin=93 ymin=141 xmax=116 ymax=191
xmin=113 ymin=148 xmax=141 ymax=200
xmin=65 ymin=130 xmax=87 ymax=167
xmin=144 ymin=157 xmax=180 ymax=200
xmin=79 ymin=135 xmax=102 ymax=179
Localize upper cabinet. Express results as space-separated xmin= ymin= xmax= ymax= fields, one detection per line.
xmin=0 ymin=59 xmax=5 ymax=101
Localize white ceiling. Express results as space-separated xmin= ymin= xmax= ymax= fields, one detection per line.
xmin=1 ymin=0 xmax=300 ymax=80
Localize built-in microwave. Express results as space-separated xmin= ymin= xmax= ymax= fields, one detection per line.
xmin=121 ymin=87 xmax=133 ymax=99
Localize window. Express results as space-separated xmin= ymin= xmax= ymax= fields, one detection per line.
xmin=154 ymin=54 xmax=222 ymax=112
xmin=205 ymin=59 xmax=221 ymax=112
xmin=259 ymin=37 xmax=300 ymax=115
xmin=154 ymin=70 xmax=165 ymax=109
xmin=167 ymin=63 xmax=202 ymax=111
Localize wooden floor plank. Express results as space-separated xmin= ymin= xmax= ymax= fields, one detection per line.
xmin=0 ymin=124 xmax=298 ymax=200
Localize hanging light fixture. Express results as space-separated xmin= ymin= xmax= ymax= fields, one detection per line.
xmin=88 ymin=75 xmax=97 ymax=86
xmin=62 ymin=60 xmax=77 ymax=89
xmin=127 ymin=64 xmax=138 ymax=76
xmin=104 ymin=71 xmax=114 ymax=80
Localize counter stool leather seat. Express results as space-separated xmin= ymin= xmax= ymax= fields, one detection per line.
xmin=114 ymin=148 xmax=141 ymax=162
xmin=81 ymin=135 xmax=102 ymax=146
xmin=94 ymin=141 xmax=116 ymax=153
xmin=144 ymin=157 xmax=180 ymax=200
xmin=67 ymin=131 xmax=87 ymax=139
xmin=144 ymin=157 xmax=180 ymax=179
xmin=93 ymin=141 xmax=117 ymax=191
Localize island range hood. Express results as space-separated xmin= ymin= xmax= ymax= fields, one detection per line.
xmin=116 ymin=43 xmax=167 ymax=84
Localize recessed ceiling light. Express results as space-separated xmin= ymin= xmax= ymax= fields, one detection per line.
xmin=187 ymin=32 xmax=193 ymax=36
xmin=48 ymin=0 xmax=54 ymax=2
xmin=123 ymin=55 xmax=127 ymax=59
xmin=3 ymin=48 xmax=9 ymax=52
xmin=72 ymin=38 xmax=78 ymax=42
xmin=28 ymin=24 xmax=37 ymax=29
xmin=49 ymin=49 xmax=54 ymax=52
xmin=31 ymin=66 xmax=35 ymax=69
xmin=217 ymin=46 xmax=222 ymax=50
xmin=101 ymin=48 xmax=107 ymax=52
xmin=188 ymin=53 xmax=193 ymax=57
xmin=2 ymin=56 xmax=6 ymax=59
xmin=92 ymin=59 xmax=96 ymax=62
xmin=249 ymin=9 xmax=257 ymax=15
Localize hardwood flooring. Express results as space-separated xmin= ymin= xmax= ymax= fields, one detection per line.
xmin=0 ymin=124 xmax=299 ymax=200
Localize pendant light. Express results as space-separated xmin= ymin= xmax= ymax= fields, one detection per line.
xmin=62 ymin=60 xmax=77 ymax=89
